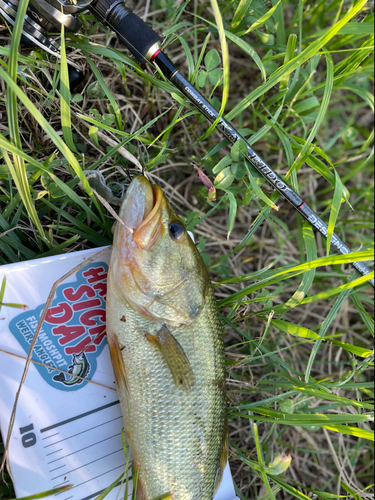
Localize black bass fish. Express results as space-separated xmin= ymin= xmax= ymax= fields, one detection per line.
xmin=106 ymin=175 xmax=227 ymax=500
xmin=53 ymin=351 xmax=90 ymax=386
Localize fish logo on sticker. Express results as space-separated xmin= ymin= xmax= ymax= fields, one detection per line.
xmin=53 ymin=351 xmax=90 ymax=386
xmin=9 ymin=262 xmax=108 ymax=391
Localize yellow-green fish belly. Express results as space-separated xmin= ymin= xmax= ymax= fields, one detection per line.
xmin=107 ymin=281 xmax=226 ymax=500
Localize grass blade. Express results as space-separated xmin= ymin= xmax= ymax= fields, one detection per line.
xmin=272 ymin=318 xmax=374 ymax=357
xmin=301 ymin=272 xmax=374 ymax=305
xmin=279 ymin=34 xmax=297 ymax=91
xmin=269 ymin=475 xmax=313 ymax=500
xmin=285 ymin=52 xmax=334 ymax=179
xmin=239 ymin=0 xmax=282 ymax=36
xmin=245 ymin=160 xmax=279 ymax=210
xmin=341 ymin=481 xmax=367 ymax=500
xmin=4 ymin=0 xmax=45 ymax=241
xmin=84 ymin=52 xmax=124 ymax=132
xmin=201 ymin=0 xmax=229 ymax=140
xmin=0 ymin=135 xmax=103 ymax=224
xmin=322 ymin=425 xmax=374 ymax=441
xmin=278 ymin=225 xmax=317 ymax=312
xmin=227 ymin=0 xmax=367 ymax=120
xmin=0 ymin=68 xmax=96 ymax=206
xmin=218 ymin=250 xmax=373 ymax=307
xmin=272 ymin=0 xmax=286 ymax=45
xmin=8 ymin=485 xmax=72 ymax=500
xmin=326 ymin=170 xmax=344 ymax=255
xmin=93 ymin=471 xmax=127 ymax=500
xmin=253 ymin=423 xmax=277 ymax=500
xmin=0 ymin=276 xmax=6 ymax=314
xmin=305 ymin=276 xmax=360 ymax=381
xmin=221 ymin=189 xmax=237 ymax=239
xmin=197 ymin=17 xmax=267 ymax=81
xmin=230 ymin=0 xmax=253 ymax=30
xmin=59 ymin=23 xmax=77 ymax=152
xmin=272 ymin=320 xmax=319 ymax=340
xmin=350 ymin=293 xmax=374 ymax=336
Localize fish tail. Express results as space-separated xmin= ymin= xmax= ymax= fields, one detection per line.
xmin=53 ymin=372 xmax=66 ymax=382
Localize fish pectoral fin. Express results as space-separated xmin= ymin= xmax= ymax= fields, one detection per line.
xmin=145 ymin=324 xmax=195 ymax=392
xmin=107 ymin=333 xmax=129 ymax=394
xmin=214 ymin=421 xmax=229 ymax=495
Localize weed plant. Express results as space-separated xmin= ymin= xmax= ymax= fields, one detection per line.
xmin=0 ymin=0 xmax=374 ymax=499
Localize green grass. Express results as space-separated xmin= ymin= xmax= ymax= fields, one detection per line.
xmin=0 ymin=0 xmax=374 ymax=498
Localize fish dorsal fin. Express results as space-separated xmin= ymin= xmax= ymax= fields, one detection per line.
xmin=145 ymin=325 xmax=196 ymax=392
xmin=106 ymin=333 xmax=129 ymax=394
xmin=214 ymin=420 xmax=229 ymax=495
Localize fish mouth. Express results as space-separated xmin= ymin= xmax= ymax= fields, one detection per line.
xmin=119 ymin=175 xmax=165 ymax=250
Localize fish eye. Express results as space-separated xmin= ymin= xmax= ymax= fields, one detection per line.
xmin=169 ymin=221 xmax=184 ymax=240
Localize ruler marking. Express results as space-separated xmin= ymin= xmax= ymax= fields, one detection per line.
xmin=53 ymin=480 xmax=70 ymax=488
xmin=52 ymin=449 xmax=124 ymax=480
xmin=80 ymin=479 xmax=132 ymax=500
xmin=47 ymin=432 xmax=124 ymax=464
xmin=40 ymin=400 xmax=120 ymax=433
xmin=55 ymin=464 xmax=128 ymax=495
xmin=43 ymin=416 xmax=123 ymax=448
xmin=49 ymin=464 xmax=66 ymax=473
xmin=42 ymin=432 xmax=59 ymax=440
xmin=46 ymin=448 xmax=63 ymax=456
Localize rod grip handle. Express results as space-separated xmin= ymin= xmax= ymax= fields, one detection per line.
xmin=90 ymin=1 xmax=161 ymax=62
xmin=114 ymin=12 xmax=161 ymax=62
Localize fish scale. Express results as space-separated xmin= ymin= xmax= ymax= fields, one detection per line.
xmin=106 ymin=175 xmax=227 ymax=500
xmin=107 ymin=283 xmax=226 ymax=499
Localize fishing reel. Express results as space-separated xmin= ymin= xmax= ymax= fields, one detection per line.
xmin=0 ymin=1 xmax=90 ymax=56
xmin=0 ymin=0 xmax=162 ymax=87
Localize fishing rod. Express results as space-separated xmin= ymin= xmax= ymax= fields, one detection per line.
xmin=150 ymin=55 xmax=375 ymax=287
xmin=2 ymin=0 xmax=374 ymax=287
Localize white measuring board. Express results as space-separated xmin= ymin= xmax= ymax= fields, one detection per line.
xmin=0 ymin=247 xmax=239 ymax=500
